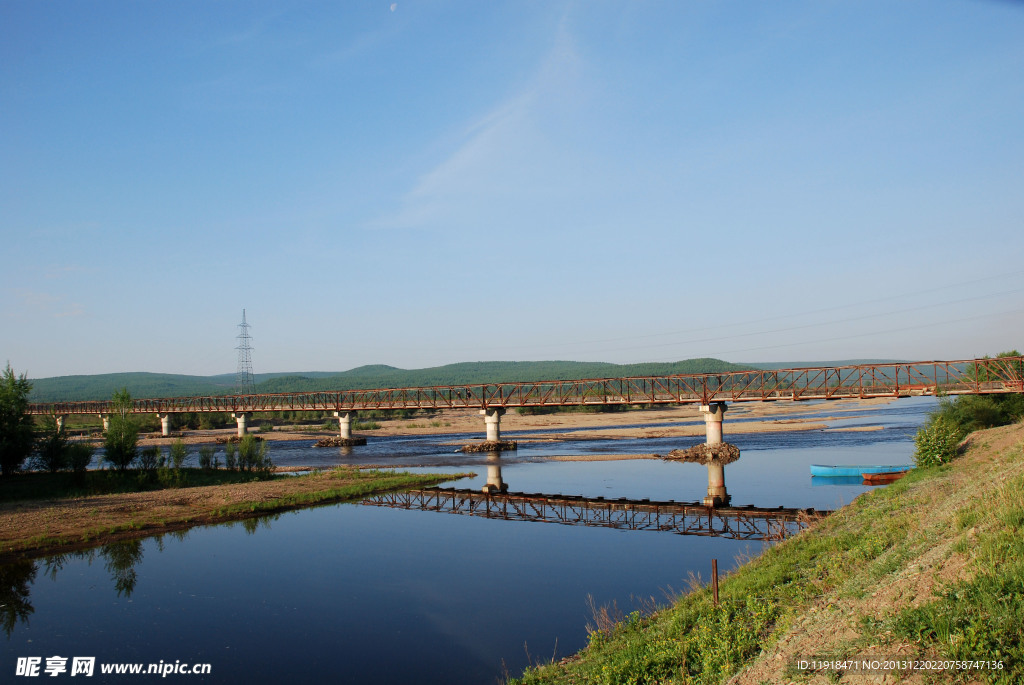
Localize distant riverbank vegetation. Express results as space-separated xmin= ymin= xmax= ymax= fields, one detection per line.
xmin=1 ymin=379 xmax=277 ymax=483
xmin=0 ymin=463 xmax=280 ymax=503
xmin=26 ymin=359 xmax=753 ymax=402
xmin=913 ymin=350 xmax=1024 ymax=467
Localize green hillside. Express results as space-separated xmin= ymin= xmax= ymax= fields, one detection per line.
xmin=27 ymin=359 xmax=752 ymax=402
xmin=27 ymin=373 xmax=233 ymax=402
xmin=255 ymin=358 xmax=751 ymax=394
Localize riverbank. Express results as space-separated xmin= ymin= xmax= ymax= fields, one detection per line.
xmin=514 ymin=420 xmax=1024 ymax=684
xmin=0 ymin=468 xmax=469 ymax=562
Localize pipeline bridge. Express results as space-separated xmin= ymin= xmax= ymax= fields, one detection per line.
xmin=28 ymin=356 xmax=1024 ymax=440
xmin=361 ymin=488 xmax=827 ymax=541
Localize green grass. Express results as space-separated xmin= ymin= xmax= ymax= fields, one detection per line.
xmin=888 ymin=472 xmax=1024 ymax=679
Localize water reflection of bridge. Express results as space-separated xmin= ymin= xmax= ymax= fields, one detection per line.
xmin=361 ymin=488 xmax=828 ymax=541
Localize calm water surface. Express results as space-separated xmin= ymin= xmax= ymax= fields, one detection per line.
xmin=2 ymin=398 xmax=935 ymax=683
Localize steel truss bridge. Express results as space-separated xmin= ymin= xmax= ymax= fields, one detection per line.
xmin=28 ymin=356 xmax=1024 ymax=416
xmin=361 ymin=488 xmax=828 ymax=541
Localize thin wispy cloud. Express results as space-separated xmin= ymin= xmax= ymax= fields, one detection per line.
xmin=367 ymin=27 xmax=586 ymax=231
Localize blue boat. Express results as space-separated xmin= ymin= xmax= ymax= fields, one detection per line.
xmin=810 ymin=464 xmax=912 ymax=477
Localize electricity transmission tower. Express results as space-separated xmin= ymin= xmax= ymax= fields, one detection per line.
xmin=235 ymin=309 xmax=255 ymax=395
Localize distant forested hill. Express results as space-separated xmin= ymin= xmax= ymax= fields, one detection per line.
xmin=254 ymin=359 xmax=753 ymax=393
xmin=28 ymin=373 xmax=233 ymax=402
xmin=27 ymin=358 xmax=752 ymax=402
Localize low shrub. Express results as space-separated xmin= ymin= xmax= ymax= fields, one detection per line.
xmin=913 ymin=415 xmax=964 ymax=467
xmin=65 ymin=442 xmax=95 ymax=473
xmin=169 ymin=439 xmax=188 ymax=469
xmin=197 ymin=445 xmax=215 ymax=469
xmin=138 ymin=447 xmax=160 ymax=471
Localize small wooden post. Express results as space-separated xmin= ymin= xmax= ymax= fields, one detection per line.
xmin=711 ymin=558 xmax=719 ymax=606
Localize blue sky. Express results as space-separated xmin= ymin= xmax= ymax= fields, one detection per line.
xmin=2 ymin=1 xmax=1023 ymax=378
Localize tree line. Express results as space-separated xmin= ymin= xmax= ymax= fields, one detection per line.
xmin=1 ymin=364 xmax=273 ymax=478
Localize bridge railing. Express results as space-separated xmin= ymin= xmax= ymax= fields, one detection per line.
xmin=26 ymin=356 xmax=1024 ymax=416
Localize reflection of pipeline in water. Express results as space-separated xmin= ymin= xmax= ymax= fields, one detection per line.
xmin=361 ymin=488 xmax=828 ymax=541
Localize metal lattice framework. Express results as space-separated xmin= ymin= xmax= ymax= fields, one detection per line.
xmin=27 ymin=355 xmax=1024 ymax=416
xmin=235 ymin=310 xmax=255 ymax=395
xmin=362 ymin=488 xmax=826 ymax=541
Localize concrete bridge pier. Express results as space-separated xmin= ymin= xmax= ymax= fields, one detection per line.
xmin=55 ymin=415 xmax=66 ymax=432
xmin=333 ymin=411 xmax=355 ymax=439
xmin=232 ymin=412 xmax=251 ymax=437
xmin=99 ymin=415 xmax=110 ymax=431
xmin=481 ymin=408 xmax=506 ymax=442
xmin=700 ymin=402 xmax=728 ymax=445
xmin=158 ymin=413 xmax=171 ymax=436
xmin=482 ymin=450 xmax=508 ymax=494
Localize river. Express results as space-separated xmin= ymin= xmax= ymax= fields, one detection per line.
xmin=1 ymin=397 xmax=935 ymax=683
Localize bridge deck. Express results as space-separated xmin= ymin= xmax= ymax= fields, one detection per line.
xmin=28 ymin=356 xmax=1024 ymax=416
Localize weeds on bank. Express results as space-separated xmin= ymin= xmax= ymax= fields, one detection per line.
xmin=885 ymin=467 xmax=1024 ymax=683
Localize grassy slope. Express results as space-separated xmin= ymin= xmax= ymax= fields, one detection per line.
xmin=515 ymin=422 xmax=1024 ymax=684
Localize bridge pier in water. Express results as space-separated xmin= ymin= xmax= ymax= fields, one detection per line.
xmin=158 ymin=413 xmax=171 ymax=436
xmin=333 ymin=411 xmax=355 ymax=439
xmin=481 ymin=408 xmax=505 ymax=442
xmin=700 ymin=402 xmax=731 ymax=507
xmin=232 ymin=412 xmax=251 ymax=437
xmin=700 ymin=402 xmax=727 ymax=445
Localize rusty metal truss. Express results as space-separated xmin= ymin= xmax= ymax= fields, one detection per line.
xmin=361 ymin=488 xmax=827 ymax=541
xmin=28 ymin=355 xmax=1024 ymax=416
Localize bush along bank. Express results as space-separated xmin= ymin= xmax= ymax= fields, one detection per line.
xmin=514 ymin=419 xmax=1024 ymax=684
